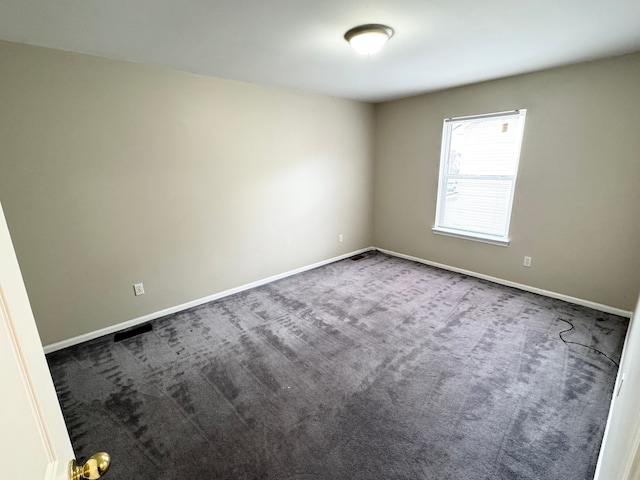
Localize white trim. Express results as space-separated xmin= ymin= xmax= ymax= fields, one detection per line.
xmin=43 ymin=247 xmax=375 ymax=353
xmin=593 ymin=314 xmax=636 ymax=479
xmin=594 ymin=298 xmax=640 ymax=480
xmin=376 ymin=247 xmax=633 ymax=318
xmin=445 ymin=109 xmax=522 ymax=122
xmin=619 ymin=315 xmax=640 ymax=480
xmin=44 ymin=461 xmax=58 ymax=480
xmin=432 ymin=227 xmax=510 ymax=246
xmin=622 ymin=414 xmax=640 ymax=479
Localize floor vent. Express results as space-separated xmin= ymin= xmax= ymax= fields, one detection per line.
xmin=351 ymin=254 xmax=366 ymax=261
xmin=114 ymin=323 xmax=153 ymax=342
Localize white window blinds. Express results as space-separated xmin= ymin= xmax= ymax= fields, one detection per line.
xmin=433 ymin=110 xmax=526 ymax=244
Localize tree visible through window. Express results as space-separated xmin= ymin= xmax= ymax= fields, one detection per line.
xmin=433 ymin=110 xmax=526 ymax=245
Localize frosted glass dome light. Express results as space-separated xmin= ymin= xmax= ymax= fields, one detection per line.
xmin=344 ymin=24 xmax=394 ymax=56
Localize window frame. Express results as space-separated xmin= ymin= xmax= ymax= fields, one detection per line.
xmin=432 ymin=109 xmax=527 ymax=246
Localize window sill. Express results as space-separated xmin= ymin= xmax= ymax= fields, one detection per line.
xmin=432 ymin=227 xmax=510 ymax=247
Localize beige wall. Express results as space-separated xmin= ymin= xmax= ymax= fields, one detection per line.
xmin=0 ymin=41 xmax=375 ymax=345
xmin=2 ymin=40 xmax=639 ymax=346
xmin=374 ymin=53 xmax=640 ymax=311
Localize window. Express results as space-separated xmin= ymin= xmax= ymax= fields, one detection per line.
xmin=433 ymin=109 xmax=526 ymax=245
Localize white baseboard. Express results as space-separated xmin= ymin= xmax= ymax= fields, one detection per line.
xmin=376 ymin=247 xmax=633 ymax=319
xmin=43 ymin=247 xmax=375 ymax=353
xmin=44 ymin=245 xmax=631 ymax=354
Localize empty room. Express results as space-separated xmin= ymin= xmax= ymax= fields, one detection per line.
xmin=1 ymin=1 xmax=640 ymax=479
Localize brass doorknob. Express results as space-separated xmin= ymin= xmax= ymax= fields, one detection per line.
xmin=69 ymin=452 xmax=111 ymax=480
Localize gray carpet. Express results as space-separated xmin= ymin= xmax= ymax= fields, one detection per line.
xmin=46 ymin=251 xmax=627 ymax=480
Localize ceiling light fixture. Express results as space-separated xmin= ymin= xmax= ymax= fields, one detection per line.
xmin=344 ymin=24 xmax=394 ymax=56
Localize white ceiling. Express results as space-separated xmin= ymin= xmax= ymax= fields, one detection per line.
xmin=1 ymin=0 xmax=640 ymax=102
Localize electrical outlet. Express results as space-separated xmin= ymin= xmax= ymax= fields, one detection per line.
xmin=339 ymin=234 xmax=344 ymax=243
xmin=133 ymin=283 xmax=145 ymax=296
xmin=523 ymin=256 xmax=532 ymax=267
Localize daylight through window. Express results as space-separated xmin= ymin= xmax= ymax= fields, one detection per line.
xmin=433 ymin=109 xmax=526 ymax=245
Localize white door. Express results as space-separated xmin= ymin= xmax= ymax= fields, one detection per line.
xmin=0 ymin=202 xmax=107 ymax=480
xmin=594 ymin=294 xmax=640 ymax=479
